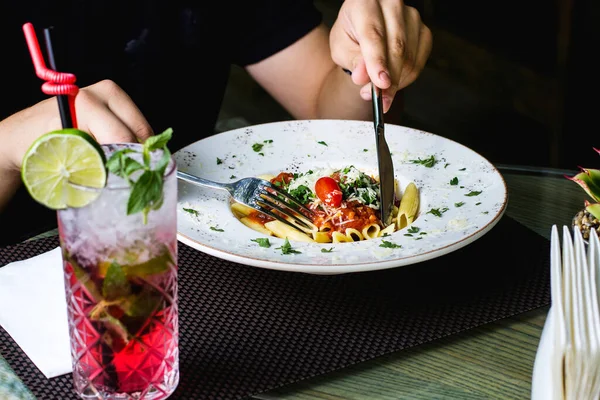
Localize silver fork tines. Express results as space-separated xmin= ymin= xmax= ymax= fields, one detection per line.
xmin=253 ymin=189 xmax=315 ymax=233
xmin=177 ymin=171 xmax=316 ymax=233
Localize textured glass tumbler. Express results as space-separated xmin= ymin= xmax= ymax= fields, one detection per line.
xmin=57 ymin=143 xmax=179 ymax=399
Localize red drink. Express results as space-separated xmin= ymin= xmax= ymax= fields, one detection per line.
xmin=57 ymin=143 xmax=179 ymax=399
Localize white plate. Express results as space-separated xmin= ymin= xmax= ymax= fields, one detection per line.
xmin=175 ymin=120 xmax=508 ymax=275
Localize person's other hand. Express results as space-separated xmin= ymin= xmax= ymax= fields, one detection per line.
xmin=5 ymin=79 xmax=152 ymax=171
xmin=329 ymin=0 xmax=433 ymax=112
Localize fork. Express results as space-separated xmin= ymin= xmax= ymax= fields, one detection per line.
xmin=177 ymin=170 xmax=316 ymax=233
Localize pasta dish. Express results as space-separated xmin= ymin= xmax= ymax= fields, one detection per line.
xmin=230 ymin=166 xmax=420 ymax=243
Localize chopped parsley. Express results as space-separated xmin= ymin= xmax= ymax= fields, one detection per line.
xmin=276 ymin=238 xmax=301 ymax=254
xmin=251 ymin=238 xmax=271 ymax=248
xmin=404 ymin=227 xmax=426 ymax=238
xmin=317 ymin=141 xmax=328 ymax=146
xmin=337 ymin=166 xmax=380 ymax=208
xmin=210 ymin=226 xmax=224 ymax=232
xmin=459 ymin=168 xmax=466 ymax=171
xmin=427 ymin=207 xmax=449 ymax=217
xmin=450 ymin=177 xmax=458 ymax=185
xmin=321 ymin=247 xmax=334 ymax=253
xmin=465 ymin=191 xmax=482 ymax=197
xmin=444 ymin=163 xmax=450 ymax=168
xmin=288 ymin=185 xmax=314 ymax=204
xmin=252 ymin=143 xmax=264 ymax=152
xmin=230 ymin=175 xmax=236 ymax=179
xmin=379 ymin=240 xmax=401 ymax=249
xmin=476 ymin=202 xmax=482 ymax=205
xmin=216 ymin=157 xmax=223 ymax=165
xmin=407 ymin=226 xmax=420 ymax=234
xmin=363 ymin=149 xmax=368 ymax=152
xmin=455 ymin=201 xmax=465 ymax=207
xmin=258 ymin=152 xmax=264 ymax=156
xmin=409 ymin=155 xmax=436 ymax=168
xmin=183 ymin=208 xmax=199 ymax=216
xmin=264 ymin=139 xmax=273 ymax=144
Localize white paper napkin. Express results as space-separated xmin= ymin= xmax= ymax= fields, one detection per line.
xmin=0 ymin=246 xmax=72 ymax=379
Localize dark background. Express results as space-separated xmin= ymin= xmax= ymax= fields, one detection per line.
xmin=1 ymin=0 xmax=598 ymax=246
xmin=218 ymin=0 xmax=598 ymax=171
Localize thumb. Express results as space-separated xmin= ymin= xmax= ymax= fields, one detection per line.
xmin=349 ymin=59 xmax=370 ymax=86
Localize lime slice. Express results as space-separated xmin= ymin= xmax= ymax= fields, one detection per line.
xmin=21 ymin=128 xmax=107 ymax=209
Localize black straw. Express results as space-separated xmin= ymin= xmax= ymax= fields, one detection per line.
xmin=43 ymin=27 xmax=73 ymax=129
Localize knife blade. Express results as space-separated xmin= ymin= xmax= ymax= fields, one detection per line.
xmin=371 ymin=83 xmax=395 ymax=227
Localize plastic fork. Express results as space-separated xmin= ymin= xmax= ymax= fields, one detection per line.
xmin=177 ymin=170 xmax=316 ymax=233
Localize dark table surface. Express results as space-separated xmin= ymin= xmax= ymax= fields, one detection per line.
xmin=0 ymin=164 xmax=583 ymax=400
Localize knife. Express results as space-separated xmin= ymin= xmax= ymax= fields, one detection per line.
xmin=371 ymin=83 xmax=395 ymax=227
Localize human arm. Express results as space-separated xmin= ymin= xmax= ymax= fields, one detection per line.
xmin=0 ymin=80 xmax=153 ymax=212
xmin=246 ymin=0 xmax=432 ymax=119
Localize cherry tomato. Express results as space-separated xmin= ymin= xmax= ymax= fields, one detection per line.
xmin=315 ymin=176 xmax=343 ymax=207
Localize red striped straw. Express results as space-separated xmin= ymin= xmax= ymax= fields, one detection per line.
xmin=22 ymin=22 xmax=79 ymax=129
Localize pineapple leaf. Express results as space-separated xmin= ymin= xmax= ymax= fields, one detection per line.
xmin=566 ymin=168 xmax=600 ymax=202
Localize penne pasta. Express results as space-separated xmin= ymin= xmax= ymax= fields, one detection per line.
xmin=332 ymin=231 xmax=353 ymax=243
xmin=379 ymin=224 xmax=395 ymax=237
xmin=312 ymin=231 xmax=332 ymax=243
xmin=345 ymin=228 xmax=363 ymax=241
xmin=231 ymin=202 xmax=254 ymax=218
xmin=240 ymin=217 xmax=273 ymax=236
xmin=397 ymin=182 xmax=419 ymax=230
xmin=362 ymin=223 xmax=380 ymax=239
xmin=264 ymin=220 xmax=315 ymax=243
xmin=227 ymin=166 xmax=421 ymax=246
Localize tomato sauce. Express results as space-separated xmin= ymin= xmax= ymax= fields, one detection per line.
xmin=312 ymin=201 xmax=380 ymax=238
xmin=240 ymin=171 xmax=381 ymax=240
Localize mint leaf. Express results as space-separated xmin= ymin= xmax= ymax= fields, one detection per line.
xmin=106 ymin=128 xmax=173 ymax=223
xmin=102 ymin=262 xmax=131 ymax=301
xmin=128 ymin=170 xmax=164 ymax=216
xmin=70 ymin=256 xmax=103 ymax=301
xmin=123 ymin=287 xmax=163 ymax=318
xmin=154 ymin=147 xmax=171 ymax=175
xmin=123 ymin=247 xmax=172 ymax=278
xmin=106 ymin=149 xmax=141 ymax=181
xmin=143 ymin=128 xmax=173 ymax=153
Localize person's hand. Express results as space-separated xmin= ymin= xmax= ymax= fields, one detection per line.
xmin=69 ymin=79 xmax=153 ymax=144
xmin=2 ymin=79 xmax=153 ymax=171
xmin=329 ymin=0 xmax=433 ymax=112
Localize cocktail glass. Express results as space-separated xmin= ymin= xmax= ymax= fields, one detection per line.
xmin=57 ymin=143 xmax=179 ymax=399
